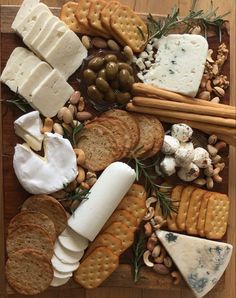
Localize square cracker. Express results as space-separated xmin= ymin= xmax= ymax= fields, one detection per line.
xmin=197 ymin=192 xmax=212 ymax=237
xmin=185 ymin=189 xmax=207 ymax=235
xmin=204 ymin=193 xmax=230 ymax=240
xmin=176 ymin=186 xmax=196 ymax=231
xmin=102 ymin=209 xmax=137 ymax=231
xmin=110 ymin=5 xmax=148 ymax=52
xmin=74 ymin=246 xmax=119 ymax=288
xmin=127 ymin=184 xmax=147 ymax=200
xmin=167 ymin=185 xmax=184 ymax=232
xmin=101 ymin=1 xmax=120 ymax=33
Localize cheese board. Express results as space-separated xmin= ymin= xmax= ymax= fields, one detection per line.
xmin=0 ymin=1 xmax=235 ymax=298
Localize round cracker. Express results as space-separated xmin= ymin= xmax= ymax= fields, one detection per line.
xmin=21 ymin=195 xmax=67 ymax=235
xmin=8 ymin=211 xmax=56 ymax=242
xmin=6 ymin=249 xmax=53 ymax=295
xmin=7 ymin=224 xmax=54 ymax=259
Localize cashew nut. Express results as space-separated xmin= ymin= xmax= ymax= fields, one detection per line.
xmin=163 ymin=256 xmax=172 ymax=268
xmin=204 ymin=165 xmax=214 ymax=177
xmin=171 ymin=271 xmax=182 ymax=285
xmin=212 ymin=167 xmax=221 ymax=176
xmin=151 ymin=245 xmax=161 ymax=258
xmin=154 ymin=247 xmax=166 ymax=263
xmin=206 ymin=176 xmax=214 ymax=189
xmin=146 ymin=234 xmax=158 ymax=251
xmin=41 ymin=117 xmax=53 ymax=133
xmin=146 ymin=196 xmax=157 ymax=208
xmin=74 ymin=148 xmax=86 ymax=166
xmin=211 ymin=154 xmax=222 ymax=164
xmin=86 ymin=171 xmax=97 ymax=187
xmin=215 ymin=162 xmax=225 ymax=171
xmin=213 ymin=174 xmax=223 ymax=183
xmin=144 ymin=222 xmax=152 ymax=237
xmin=194 ymin=178 xmax=206 ymax=186
xmin=143 ymin=207 xmax=155 ymax=221
xmin=76 ymin=166 xmax=85 ymax=184
xmin=143 ymin=250 xmax=154 ymax=267
xmin=78 ymin=97 xmax=85 ymax=112
xmin=207 ymin=144 xmax=218 ymax=157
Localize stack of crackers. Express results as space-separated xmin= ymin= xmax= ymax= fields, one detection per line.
xmin=167 ymin=185 xmax=230 ymax=239
xmin=6 ymin=195 xmax=67 ymax=295
xmin=60 ymin=0 xmax=148 ymax=52
xmin=74 ymin=184 xmax=147 ymax=288
xmin=77 ymin=110 xmax=164 ymax=171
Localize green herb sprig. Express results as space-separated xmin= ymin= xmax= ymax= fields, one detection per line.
xmin=4 ymin=89 xmax=30 ymax=113
xmin=132 ymin=230 xmax=147 ymax=283
xmin=63 ymin=121 xmax=84 ymax=146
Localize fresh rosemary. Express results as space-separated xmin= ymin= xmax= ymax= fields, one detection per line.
xmin=147 ymin=0 xmax=230 ymax=42
xmin=5 ymin=89 xmax=30 ymax=113
xmin=63 ymin=121 xmax=84 ymax=146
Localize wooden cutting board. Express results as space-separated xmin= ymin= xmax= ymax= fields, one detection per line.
xmin=0 ymin=1 xmax=235 ymax=298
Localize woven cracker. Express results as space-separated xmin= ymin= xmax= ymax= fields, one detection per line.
xmin=127 ymin=183 xmax=146 ymax=200
xmin=185 ymin=189 xmax=207 ymax=235
xmin=7 ymin=224 xmax=54 ymax=259
xmin=197 ymin=192 xmax=212 ymax=237
xmin=6 ymin=249 xmax=53 ymax=295
xmin=104 ymin=222 xmax=134 ymax=253
xmin=88 ymin=0 xmax=111 ymax=37
xmin=83 ymin=232 xmax=123 ymax=259
xmin=101 ymin=1 xmax=120 ymax=33
xmin=176 ymin=186 xmax=196 ymax=231
xmin=74 ymin=246 xmax=119 ymax=288
xmin=21 ymin=195 xmax=67 ymax=235
xmin=167 ymin=185 xmax=184 ymax=231
xmin=8 ymin=210 xmax=56 ymax=242
xmin=204 ymin=193 xmax=230 ymax=239
xmin=102 ymin=209 xmax=137 ymax=231
xmin=117 ymin=195 xmax=146 ymax=224
xmin=110 ymin=5 xmax=148 ymax=52
xmin=60 ymin=2 xmax=88 ymax=34
xmin=77 ymin=123 xmax=119 ymax=171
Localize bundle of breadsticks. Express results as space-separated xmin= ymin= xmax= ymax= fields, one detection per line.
xmin=127 ymin=83 xmax=236 ymax=146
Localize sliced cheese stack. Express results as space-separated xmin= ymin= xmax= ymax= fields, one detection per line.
xmin=1 ymin=47 xmax=74 ymax=117
xmin=156 ymin=230 xmax=233 ymax=298
xmin=11 ymin=0 xmax=87 ymax=79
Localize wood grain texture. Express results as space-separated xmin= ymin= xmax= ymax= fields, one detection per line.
xmin=0 ymin=1 xmax=235 ymax=298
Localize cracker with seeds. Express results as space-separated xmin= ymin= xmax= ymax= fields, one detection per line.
xmin=74 ymin=246 xmax=119 ymax=288
xmin=197 ymin=192 xmax=212 ymax=237
xmin=167 ymin=185 xmax=184 ymax=231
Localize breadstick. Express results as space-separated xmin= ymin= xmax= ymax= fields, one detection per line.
xmin=132 ymin=83 xmax=233 ymax=110
xmin=133 ymin=97 xmax=236 ymax=119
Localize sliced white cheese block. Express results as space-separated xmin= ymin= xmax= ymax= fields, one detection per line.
xmin=51 ymin=254 xmax=80 ymax=273
xmin=16 ymin=3 xmax=52 ymax=37
xmin=53 ymin=269 xmax=72 ymax=279
xmin=23 ymin=11 xmax=52 ymax=49
xmin=156 ymin=230 xmax=233 ymax=298
xmin=54 ymin=240 xmax=84 ymax=264
xmin=11 ymin=0 xmax=39 ymax=31
xmin=58 ymin=227 xmax=89 ymax=253
xmin=44 ymin=30 xmax=88 ymax=79
xmin=31 ymin=69 xmax=74 ymax=117
xmin=143 ymin=34 xmax=208 ymax=97
xmin=50 ymin=275 xmax=71 ymax=287
xmin=14 ymin=111 xmax=44 ymax=151
xmin=13 ymin=133 xmax=78 ymax=194
xmin=19 ymin=61 xmax=52 ymax=103
xmin=68 ymin=162 xmax=136 ymax=241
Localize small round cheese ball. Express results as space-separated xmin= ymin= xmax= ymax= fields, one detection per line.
xmin=193 ymin=147 xmax=212 ymax=168
xmin=161 ymin=135 xmax=180 ymax=155
xmin=177 ymin=163 xmax=200 ymax=182
xmin=175 ymin=143 xmax=195 ymax=167
xmin=171 ymin=123 xmax=193 ymax=143
xmin=160 ymin=156 xmax=176 ymax=176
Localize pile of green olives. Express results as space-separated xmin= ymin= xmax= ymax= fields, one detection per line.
xmin=83 ymin=54 xmax=135 ymax=105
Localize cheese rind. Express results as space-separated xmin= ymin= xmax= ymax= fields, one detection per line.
xmin=143 ymin=34 xmax=208 ymax=97
xmin=156 ymin=230 xmax=233 ymax=298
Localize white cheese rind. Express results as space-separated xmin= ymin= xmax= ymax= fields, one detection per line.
xmin=68 ymin=162 xmax=136 ymax=241
xmin=156 ymin=230 xmax=233 ymax=298
xmin=13 ymin=133 xmax=78 ymax=194
xmin=143 ymin=34 xmax=208 ymax=97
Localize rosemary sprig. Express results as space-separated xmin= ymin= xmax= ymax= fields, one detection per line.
xmin=63 ymin=122 xmax=84 ymax=146
xmin=61 ymin=185 xmax=90 ymax=202
xmin=5 ymin=89 xmax=30 ymax=113
xmin=131 ymin=230 xmax=147 ymax=283
xmin=147 ymin=0 xmax=229 ymax=42
xmin=137 ymin=26 xmax=146 ymax=41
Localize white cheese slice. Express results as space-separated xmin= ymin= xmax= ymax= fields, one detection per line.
xmin=68 ymin=162 xmax=136 ymax=241
xmin=14 ymin=111 xmax=44 ymax=151
xmin=156 ymin=230 xmax=233 ymax=298
xmin=44 ymin=30 xmax=88 ymax=79
xmin=143 ymin=34 xmax=208 ymax=97
xmin=50 ymin=275 xmax=71 ymax=287
xmin=51 ymin=254 xmax=80 ymax=273
xmin=23 ymin=11 xmax=52 ymax=49
xmin=54 ymin=240 xmax=84 ymax=264
xmin=16 ymin=3 xmax=52 ymax=38
xmin=13 ymin=133 xmax=78 ymax=194
xmin=31 ymin=69 xmax=74 ymax=117
xmin=19 ymin=61 xmax=52 ymax=102
xmin=58 ymin=227 xmax=89 ymax=253
xmin=53 ymin=269 xmax=72 ymax=279
xmin=11 ymin=0 xmax=39 ymax=31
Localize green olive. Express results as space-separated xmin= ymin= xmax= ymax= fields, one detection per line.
xmin=110 ymin=78 xmax=120 ymax=89
xmin=118 ymin=62 xmax=133 ymax=74
xmin=83 ymin=69 xmax=97 ymax=85
xmin=105 ymin=62 xmax=119 ymax=80
xmin=104 ymin=88 xmax=116 ymax=102
xmin=119 ymin=69 xmax=130 ymax=85
xmin=98 ymin=68 xmax=107 ymax=80
xmin=116 ymin=91 xmax=131 ymax=104
xmin=120 ymin=75 xmax=135 ymax=91
xmin=96 ymin=77 xmax=110 ymax=93
xmin=87 ymin=85 xmax=104 ymax=102
xmin=88 ymin=57 xmax=104 ymax=71
xmin=104 ymin=54 xmax=118 ymax=64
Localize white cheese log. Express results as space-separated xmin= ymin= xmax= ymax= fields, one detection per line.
xmin=51 ymin=254 xmax=79 ymax=273
xmin=54 ymin=240 xmax=84 ymax=264
xmin=143 ymin=34 xmax=208 ymax=97
xmin=58 ymin=227 xmax=88 ymax=253
xmin=50 ymin=275 xmax=70 ymax=287
xmin=68 ymin=162 xmax=136 ymax=241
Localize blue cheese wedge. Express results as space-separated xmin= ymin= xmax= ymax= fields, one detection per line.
xmin=156 ymin=230 xmax=233 ymax=298
xmin=143 ymin=34 xmax=208 ymax=97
